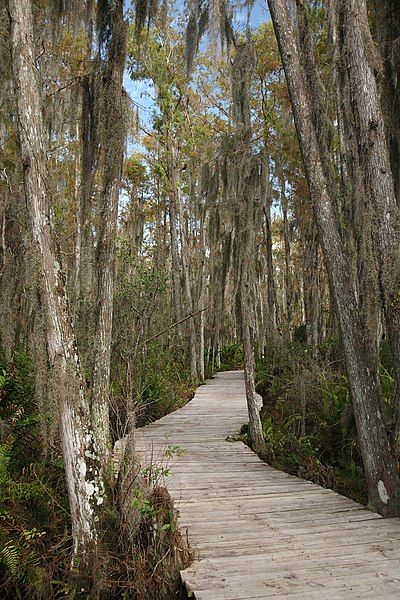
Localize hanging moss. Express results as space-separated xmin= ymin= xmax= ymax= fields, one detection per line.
xmin=185 ymin=0 xmax=234 ymax=73
xmin=133 ymin=0 xmax=159 ymax=34
xmin=231 ymin=40 xmax=255 ymax=130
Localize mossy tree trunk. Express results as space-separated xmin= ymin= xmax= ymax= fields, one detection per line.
xmin=337 ymin=0 xmax=400 ymax=442
xmin=8 ymin=0 xmax=104 ymax=556
xmin=372 ymin=0 xmax=400 ymax=201
xmin=91 ymin=0 xmax=127 ymax=464
xmin=267 ymin=0 xmax=400 ymax=516
xmin=240 ymin=210 xmax=265 ymax=454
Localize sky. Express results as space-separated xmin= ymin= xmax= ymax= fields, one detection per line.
xmin=124 ymin=0 xmax=271 ymax=130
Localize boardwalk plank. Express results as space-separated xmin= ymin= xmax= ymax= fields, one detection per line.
xmin=127 ymin=371 xmax=400 ymax=599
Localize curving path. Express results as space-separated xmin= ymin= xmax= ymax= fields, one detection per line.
xmin=130 ymin=371 xmax=400 ymax=599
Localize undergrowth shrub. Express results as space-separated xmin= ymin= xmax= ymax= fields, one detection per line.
xmin=105 ymin=446 xmax=191 ymax=599
xmin=219 ymin=343 xmax=243 ymax=372
xmin=111 ymin=258 xmax=198 ymax=437
xmin=110 ymin=342 xmax=197 ymax=439
xmin=255 ymin=338 xmax=370 ymax=504
xmin=0 ymin=351 xmax=192 ymax=598
xmin=136 ymin=346 xmax=196 ymax=426
xmin=84 ymin=447 xmax=192 ymax=600
xmin=0 ymin=351 xmax=70 ymax=598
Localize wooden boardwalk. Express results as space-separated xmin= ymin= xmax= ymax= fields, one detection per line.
xmin=132 ymin=371 xmax=400 ymax=599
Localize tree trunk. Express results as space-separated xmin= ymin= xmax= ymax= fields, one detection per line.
xmin=91 ymin=0 xmax=127 ymax=462
xmin=162 ymin=106 xmax=184 ymax=330
xmin=340 ymin=0 xmax=400 ymax=432
xmin=73 ymin=122 xmax=82 ymax=312
xmin=372 ymin=0 xmax=400 ymax=202
xmin=197 ymin=206 xmax=207 ymax=380
xmin=302 ymin=220 xmax=321 ymax=354
xmin=78 ymin=72 xmax=99 ymax=338
xmin=180 ymin=206 xmax=198 ymax=379
xmin=262 ymin=160 xmax=279 ymax=336
xmin=280 ymin=171 xmax=292 ymax=333
xmin=240 ymin=240 xmax=264 ymax=454
xmin=168 ymin=198 xmax=182 ymax=319
xmin=9 ymin=0 xmax=104 ymax=556
xmin=267 ymin=0 xmax=400 ymax=516
xmin=329 ymin=0 xmax=381 ymax=362
xmin=296 ymin=1 xmax=337 ymax=198
xmin=264 ymin=209 xmax=277 ymax=331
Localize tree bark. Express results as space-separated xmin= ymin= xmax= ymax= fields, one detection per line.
xmin=91 ymin=0 xmax=127 ymax=462
xmin=73 ymin=121 xmax=82 ymax=314
xmin=263 ymin=202 xmax=278 ymax=334
xmin=372 ymin=0 xmax=400 ymax=202
xmin=267 ymin=0 xmax=400 ymax=516
xmin=329 ymin=0 xmax=381 ymax=362
xmin=168 ymin=198 xmax=182 ymax=319
xmin=302 ymin=219 xmax=321 ymax=354
xmin=280 ymin=171 xmax=292 ymax=333
xmin=240 ymin=222 xmax=264 ymax=454
xmin=8 ymin=0 xmax=104 ymax=556
xmin=197 ymin=205 xmax=207 ymax=380
xmin=180 ymin=205 xmax=198 ymax=379
xmin=78 ymin=72 xmax=99 ymax=336
xmin=161 ymin=101 xmax=184 ymax=331
xmin=339 ymin=0 xmax=400 ymax=432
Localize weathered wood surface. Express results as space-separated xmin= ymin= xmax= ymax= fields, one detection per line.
xmin=127 ymin=371 xmax=400 ymax=599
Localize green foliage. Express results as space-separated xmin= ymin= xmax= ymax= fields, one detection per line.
xmin=134 ymin=345 xmax=196 ymax=427
xmin=125 ymin=153 xmax=147 ymax=185
xmin=0 ymin=350 xmax=191 ymax=598
xmin=261 ymin=417 xmax=335 ymax=489
xmin=219 ymin=343 xmax=244 ymax=371
xmin=141 ymin=464 xmax=171 ymax=485
xmin=100 ymin=460 xmax=190 ymax=599
xmin=111 ymin=256 xmax=197 ymax=435
xmin=164 ymin=444 xmax=186 ymax=459
xmin=255 ymin=339 xmax=367 ymax=504
xmin=132 ymin=488 xmax=159 ymax=520
xmin=0 ymin=351 xmax=70 ymax=598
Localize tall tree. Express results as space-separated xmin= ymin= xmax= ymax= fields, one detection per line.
xmin=372 ymin=0 xmax=400 ymax=201
xmin=232 ymin=42 xmax=264 ymax=453
xmin=336 ymin=0 xmax=400 ymax=437
xmin=266 ymin=0 xmax=400 ymax=516
xmin=8 ymin=0 xmax=104 ymax=556
xmin=91 ymin=0 xmax=128 ymax=462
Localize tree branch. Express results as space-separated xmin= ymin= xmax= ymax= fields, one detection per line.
xmin=144 ymin=305 xmax=209 ymax=345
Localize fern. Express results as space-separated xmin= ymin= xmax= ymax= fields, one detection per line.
xmin=0 ymin=368 xmax=7 ymax=388
xmin=1 ymin=540 xmax=20 ymax=577
xmin=0 ymin=443 xmax=11 ymax=485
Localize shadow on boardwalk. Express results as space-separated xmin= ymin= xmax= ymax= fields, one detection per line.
xmin=132 ymin=371 xmax=400 ymax=600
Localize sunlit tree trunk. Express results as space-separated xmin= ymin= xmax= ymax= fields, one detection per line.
xmin=78 ymin=72 xmax=98 ymax=338
xmin=240 ymin=202 xmax=264 ymax=453
xmin=9 ymin=0 xmax=104 ymax=556
xmin=264 ymin=211 xmax=278 ymax=336
xmin=267 ymin=0 xmax=400 ymax=516
xmin=197 ymin=205 xmax=207 ymax=380
xmin=166 ymin=142 xmax=183 ymax=326
xmin=73 ymin=122 xmax=82 ymax=311
xmin=279 ymin=170 xmax=292 ymax=334
xmin=168 ymin=198 xmax=182 ymax=322
xmin=339 ymin=0 xmax=400 ymax=436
